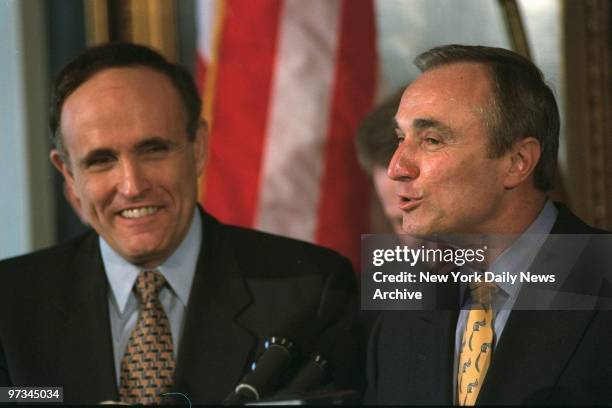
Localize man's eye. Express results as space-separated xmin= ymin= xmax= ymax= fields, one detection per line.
xmin=87 ymin=156 xmax=114 ymax=167
xmin=147 ymin=145 xmax=168 ymax=153
xmin=395 ymin=130 xmax=405 ymax=144
xmin=425 ymin=137 xmax=440 ymax=145
xmin=143 ymin=144 xmax=171 ymax=156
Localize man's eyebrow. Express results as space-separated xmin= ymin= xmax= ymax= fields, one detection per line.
xmin=135 ymin=136 xmax=175 ymax=150
xmin=393 ymin=117 xmax=455 ymax=139
xmin=412 ymin=118 xmax=455 ymax=139
xmin=79 ymin=148 xmax=116 ymax=167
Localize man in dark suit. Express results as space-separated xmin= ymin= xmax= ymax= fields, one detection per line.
xmin=365 ymin=44 xmax=612 ymax=405
xmin=0 ymin=43 xmax=361 ymax=404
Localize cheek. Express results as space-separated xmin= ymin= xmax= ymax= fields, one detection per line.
xmin=427 ymin=152 xmax=483 ymax=186
xmin=420 ymin=156 xmax=489 ymax=215
xmin=421 ymin=158 xmax=459 ymax=192
xmin=73 ymin=174 xmax=112 ymax=212
xmin=155 ymin=161 xmax=196 ymax=201
xmin=438 ymin=160 xmax=503 ymax=212
xmin=374 ymin=178 xmax=398 ymax=211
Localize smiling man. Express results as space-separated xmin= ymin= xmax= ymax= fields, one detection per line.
xmin=53 ymin=65 xmax=204 ymax=269
xmin=0 ymin=43 xmax=360 ymax=405
xmin=365 ymin=45 xmax=612 ymax=405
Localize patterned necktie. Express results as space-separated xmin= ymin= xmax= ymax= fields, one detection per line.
xmin=457 ymin=282 xmax=497 ymax=406
xmin=119 ymin=270 xmax=175 ymax=405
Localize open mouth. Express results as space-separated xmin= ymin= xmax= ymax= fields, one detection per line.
xmin=399 ymin=197 xmax=422 ymax=210
xmin=120 ymin=206 xmax=160 ymax=219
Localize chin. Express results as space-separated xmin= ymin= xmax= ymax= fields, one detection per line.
xmin=125 ymin=251 xmax=165 ymax=268
xmin=401 ymin=219 xmax=426 ymax=235
xmin=120 ymin=243 xmax=166 ymax=264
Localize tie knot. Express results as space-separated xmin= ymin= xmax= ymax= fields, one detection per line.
xmin=469 ymin=281 xmax=498 ymax=305
xmin=134 ymin=270 xmax=166 ymax=303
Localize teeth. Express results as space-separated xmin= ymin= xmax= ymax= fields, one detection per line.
xmin=121 ymin=207 xmax=158 ymax=219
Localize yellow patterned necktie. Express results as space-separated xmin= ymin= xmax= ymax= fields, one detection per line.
xmin=457 ymin=283 xmax=497 ymax=406
xmin=119 ymin=270 xmax=175 ymax=405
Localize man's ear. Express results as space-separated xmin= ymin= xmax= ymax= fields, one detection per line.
xmin=49 ymin=149 xmax=72 ymax=177
xmin=50 ymin=149 xmax=72 ymax=179
xmin=194 ymin=119 xmax=208 ymax=177
xmin=50 ymin=149 xmax=87 ymax=222
xmin=50 ymin=149 xmax=79 ymax=201
xmin=503 ymin=137 xmax=541 ymax=189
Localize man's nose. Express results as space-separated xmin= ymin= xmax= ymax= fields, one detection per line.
xmin=388 ymin=141 xmax=419 ymax=181
xmin=117 ymin=159 xmax=151 ymax=198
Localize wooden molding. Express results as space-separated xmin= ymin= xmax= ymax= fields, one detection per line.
xmin=564 ymin=0 xmax=611 ymax=229
xmin=83 ymin=0 xmax=177 ymax=62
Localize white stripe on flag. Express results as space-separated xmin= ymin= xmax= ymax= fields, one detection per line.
xmin=196 ymin=0 xmax=216 ymax=62
xmin=255 ymin=0 xmax=342 ymax=242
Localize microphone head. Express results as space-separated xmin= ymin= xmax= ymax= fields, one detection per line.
xmin=224 ymin=309 xmax=324 ymax=404
xmin=275 ymin=352 xmax=330 ymax=396
xmin=225 ymin=295 xmax=360 ymax=404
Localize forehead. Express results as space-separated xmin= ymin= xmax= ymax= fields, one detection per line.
xmin=396 ymin=62 xmax=492 ymax=128
xmin=62 ymin=66 xmax=180 ymax=115
xmin=58 ymin=66 xmax=189 ymax=164
xmin=60 ymin=67 xmax=185 ymax=147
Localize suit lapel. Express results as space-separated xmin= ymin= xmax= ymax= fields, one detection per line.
xmin=379 ymin=310 xmax=457 ymax=404
xmin=173 ymin=213 xmax=256 ymax=403
xmin=51 ymin=233 xmax=118 ymax=403
xmin=478 ymin=204 xmax=600 ymax=404
xmin=410 ymin=310 xmax=458 ymax=405
xmin=381 ymin=274 xmax=459 ymax=404
xmin=478 ymin=310 xmax=596 ymax=404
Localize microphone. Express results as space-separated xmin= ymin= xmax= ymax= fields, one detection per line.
xmin=224 ymin=308 xmax=332 ymax=404
xmin=273 ymin=301 xmax=362 ymax=398
xmin=276 ymin=352 xmax=330 ymax=396
xmin=225 ymin=280 xmax=355 ymax=405
xmin=224 ymin=336 xmax=296 ymax=404
xmin=272 ymin=324 xmax=343 ymax=398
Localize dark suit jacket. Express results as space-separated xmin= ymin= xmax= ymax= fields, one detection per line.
xmin=365 ymin=204 xmax=612 ymax=405
xmin=0 ymin=211 xmax=363 ymax=404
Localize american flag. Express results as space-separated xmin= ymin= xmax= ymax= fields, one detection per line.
xmin=196 ymin=0 xmax=378 ymax=268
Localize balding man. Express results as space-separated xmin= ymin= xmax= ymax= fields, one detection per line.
xmin=365 ymin=44 xmax=612 ymax=405
xmin=0 ymin=43 xmax=361 ymax=405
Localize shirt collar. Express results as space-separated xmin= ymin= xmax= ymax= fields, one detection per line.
xmin=100 ymin=210 xmax=202 ymax=313
xmin=490 ymin=199 xmax=557 ymax=298
xmin=460 ymin=199 xmax=558 ymax=307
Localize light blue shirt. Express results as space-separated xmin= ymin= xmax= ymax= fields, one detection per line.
xmin=100 ymin=210 xmax=201 ymax=384
xmin=453 ymin=199 xmax=558 ymax=399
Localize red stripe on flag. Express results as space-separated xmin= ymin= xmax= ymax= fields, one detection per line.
xmin=195 ymin=53 xmax=206 ymax=94
xmin=315 ymin=0 xmax=377 ymax=268
xmin=202 ymin=0 xmax=283 ymax=227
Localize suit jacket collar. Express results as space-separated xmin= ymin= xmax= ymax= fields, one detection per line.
xmin=52 ymin=209 xmax=257 ymax=403
xmin=478 ymin=310 xmax=596 ymax=404
xmin=51 ymin=232 xmax=119 ymax=403
xmin=405 ymin=311 xmax=458 ymax=404
xmin=477 ymin=202 xmax=601 ymax=404
xmin=395 ymin=203 xmax=601 ymax=405
xmin=550 ymin=202 xmax=604 ymax=235
xmin=173 ymin=210 xmax=257 ymax=403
